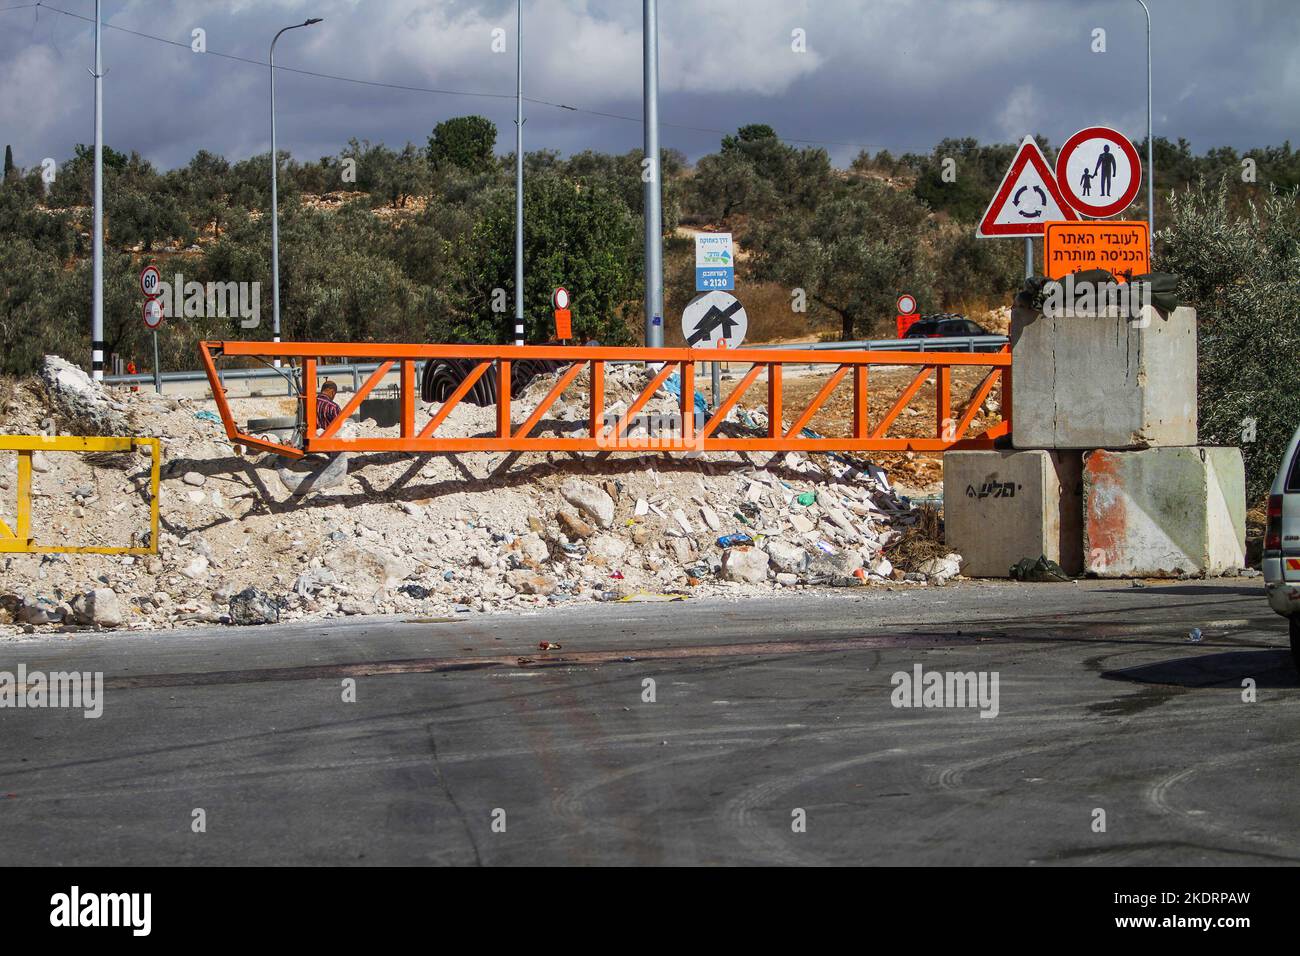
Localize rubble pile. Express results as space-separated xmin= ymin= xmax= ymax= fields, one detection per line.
xmin=0 ymin=356 xmax=960 ymax=634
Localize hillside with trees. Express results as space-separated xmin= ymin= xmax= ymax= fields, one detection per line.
xmin=2 ymin=120 xmax=1298 ymax=490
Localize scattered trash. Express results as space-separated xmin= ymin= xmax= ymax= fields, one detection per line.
xmin=717 ymin=533 xmax=754 ymax=548
xmin=193 ymin=410 xmax=221 ymax=424
xmin=796 ymin=492 xmax=816 ymax=507
xmin=539 ymin=641 xmax=561 ymax=650
xmin=1188 ymin=627 xmax=1203 ymax=643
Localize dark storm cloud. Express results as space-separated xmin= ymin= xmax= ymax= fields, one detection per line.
xmin=0 ymin=0 xmax=1296 ymax=172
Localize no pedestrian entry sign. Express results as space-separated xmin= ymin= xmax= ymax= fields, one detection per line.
xmin=1055 ymin=126 xmax=1142 ymax=219
xmin=977 ymin=136 xmax=1077 ymax=238
xmin=142 ymin=298 xmax=164 ymax=331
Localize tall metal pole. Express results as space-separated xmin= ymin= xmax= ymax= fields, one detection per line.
xmin=514 ymin=0 xmax=524 ymax=346
xmin=270 ymin=33 xmax=282 ymax=359
xmin=1025 ymin=238 xmax=1033 ymax=279
xmin=91 ymin=0 xmax=104 ymax=381
xmin=269 ymin=19 xmax=321 ymax=366
xmin=642 ymin=0 xmax=664 ymax=348
xmin=1136 ymin=0 xmax=1154 ymax=258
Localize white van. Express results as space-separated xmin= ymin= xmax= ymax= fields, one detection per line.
xmin=1263 ymin=424 xmax=1300 ymax=665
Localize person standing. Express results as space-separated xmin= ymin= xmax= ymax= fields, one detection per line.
xmin=316 ymin=380 xmax=341 ymax=432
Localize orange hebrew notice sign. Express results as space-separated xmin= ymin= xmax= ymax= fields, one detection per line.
xmin=553 ymin=308 xmax=572 ymax=340
xmin=1044 ymin=220 xmax=1149 ymax=281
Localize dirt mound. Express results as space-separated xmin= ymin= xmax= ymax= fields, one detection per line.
xmin=0 ymin=359 xmax=961 ymax=634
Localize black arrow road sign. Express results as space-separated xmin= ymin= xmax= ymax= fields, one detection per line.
xmin=686 ymin=299 xmax=744 ymax=346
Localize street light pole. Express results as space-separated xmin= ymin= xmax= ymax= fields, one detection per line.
xmin=1136 ymin=0 xmax=1154 ymax=257
xmin=269 ymin=18 xmax=322 ymax=362
xmin=514 ymin=0 xmax=525 ymax=347
xmin=642 ymin=0 xmax=664 ymax=348
xmin=91 ymin=0 xmax=104 ymax=381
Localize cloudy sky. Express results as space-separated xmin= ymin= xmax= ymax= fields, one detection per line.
xmin=1 ymin=0 xmax=1297 ymax=172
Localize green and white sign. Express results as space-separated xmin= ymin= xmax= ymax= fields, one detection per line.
xmin=694 ymin=232 xmax=734 ymax=292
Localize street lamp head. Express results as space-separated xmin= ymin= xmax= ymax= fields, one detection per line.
xmin=304 ymin=18 xmax=323 ymax=25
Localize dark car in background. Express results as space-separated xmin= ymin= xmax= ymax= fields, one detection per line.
xmin=902 ymin=313 xmax=1003 ymax=351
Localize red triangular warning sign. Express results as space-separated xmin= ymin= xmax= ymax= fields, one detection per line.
xmin=977 ymin=136 xmax=1078 ymax=238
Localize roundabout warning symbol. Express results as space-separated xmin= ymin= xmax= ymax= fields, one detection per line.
xmin=977 ymin=136 xmax=1078 ymax=238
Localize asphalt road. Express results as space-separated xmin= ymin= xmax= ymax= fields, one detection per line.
xmin=1 ymin=579 xmax=1296 ymax=866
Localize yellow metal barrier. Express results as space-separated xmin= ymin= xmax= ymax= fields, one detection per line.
xmin=0 ymin=436 xmax=160 ymax=555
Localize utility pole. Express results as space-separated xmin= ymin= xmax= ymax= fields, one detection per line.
xmin=91 ymin=0 xmax=104 ymax=381
xmin=514 ymin=0 xmax=525 ymax=346
xmin=642 ymin=0 xmax=664 ymax=348
xmin=269 ymin=18 xmax=322 ymax=366
xmin=1136 ymin=0 xmax=1155 ymax=258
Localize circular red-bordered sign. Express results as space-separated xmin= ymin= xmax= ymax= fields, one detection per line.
xmin=139 ymin=264 xmax=162 ymax=299
xmin=896 ymin=294 xmax=917 ymax=315
xmin=1055 ymin=126 xmax=1142 ymax=218
xmin=552 ymin=287 xmax=570 ymax=310
xmin=143 ymin=298 xmax=164 ymax=331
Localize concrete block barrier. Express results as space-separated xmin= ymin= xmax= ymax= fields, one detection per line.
xmin=1083 ymin=446 xmax=1245 ymax=577
xmin=944 ymin=449 xmax=1083 ymax=578
xmin=1010 ymin=304 xmax=1198 ymax=450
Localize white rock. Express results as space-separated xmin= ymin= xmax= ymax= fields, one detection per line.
xmin=324 ymin=545 xmax=412 ymax=592
xmin=560 ymin=478 xmax=615 ymax=528
xmin=181 ymin=556 xmax=210 ymax=579
xmin=182 ymin=471 xmax=206 ymax=487
xmin=588 ymin=533 xmax=629 ymax=564
xmin=72 ymin=588 xmax=124 ymax=627
xmin=766 ymin=538 xmax=809 ymax=574
xmin=917 ymin=554 xmax=961 ymax=582
xmin=789 ymin=513 xmax=816 ymax=534
xmin=519 ymin=532 xmax=550 ymax=564
xmin=721 ymin=546 xmax=770 ymax=584
xmin=699 ymin=505 xmax=721 ymax=532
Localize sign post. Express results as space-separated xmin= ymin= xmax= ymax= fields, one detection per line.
xmin=142 ymin=298 xmax=164 ymax=394
xmin=895 ymin=293 xmax=918 ymax=338
xmin=551 ymin=286 xmax=572 ymax=341
xmin=141 ymin=264 xmax=164 ymax=394
xmin=692 ymin=235 xmax=736 ymax=409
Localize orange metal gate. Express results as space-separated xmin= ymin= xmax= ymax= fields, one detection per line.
xmin=199 ymin=341 xmax=1010 ymax=460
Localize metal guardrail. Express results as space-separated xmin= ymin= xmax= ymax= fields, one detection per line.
xmin=102 ymin=335 xmax=1009 ymax=394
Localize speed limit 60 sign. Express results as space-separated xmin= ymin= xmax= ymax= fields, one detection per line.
xmin=140 ymin=264 xmax=162 ymax=298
